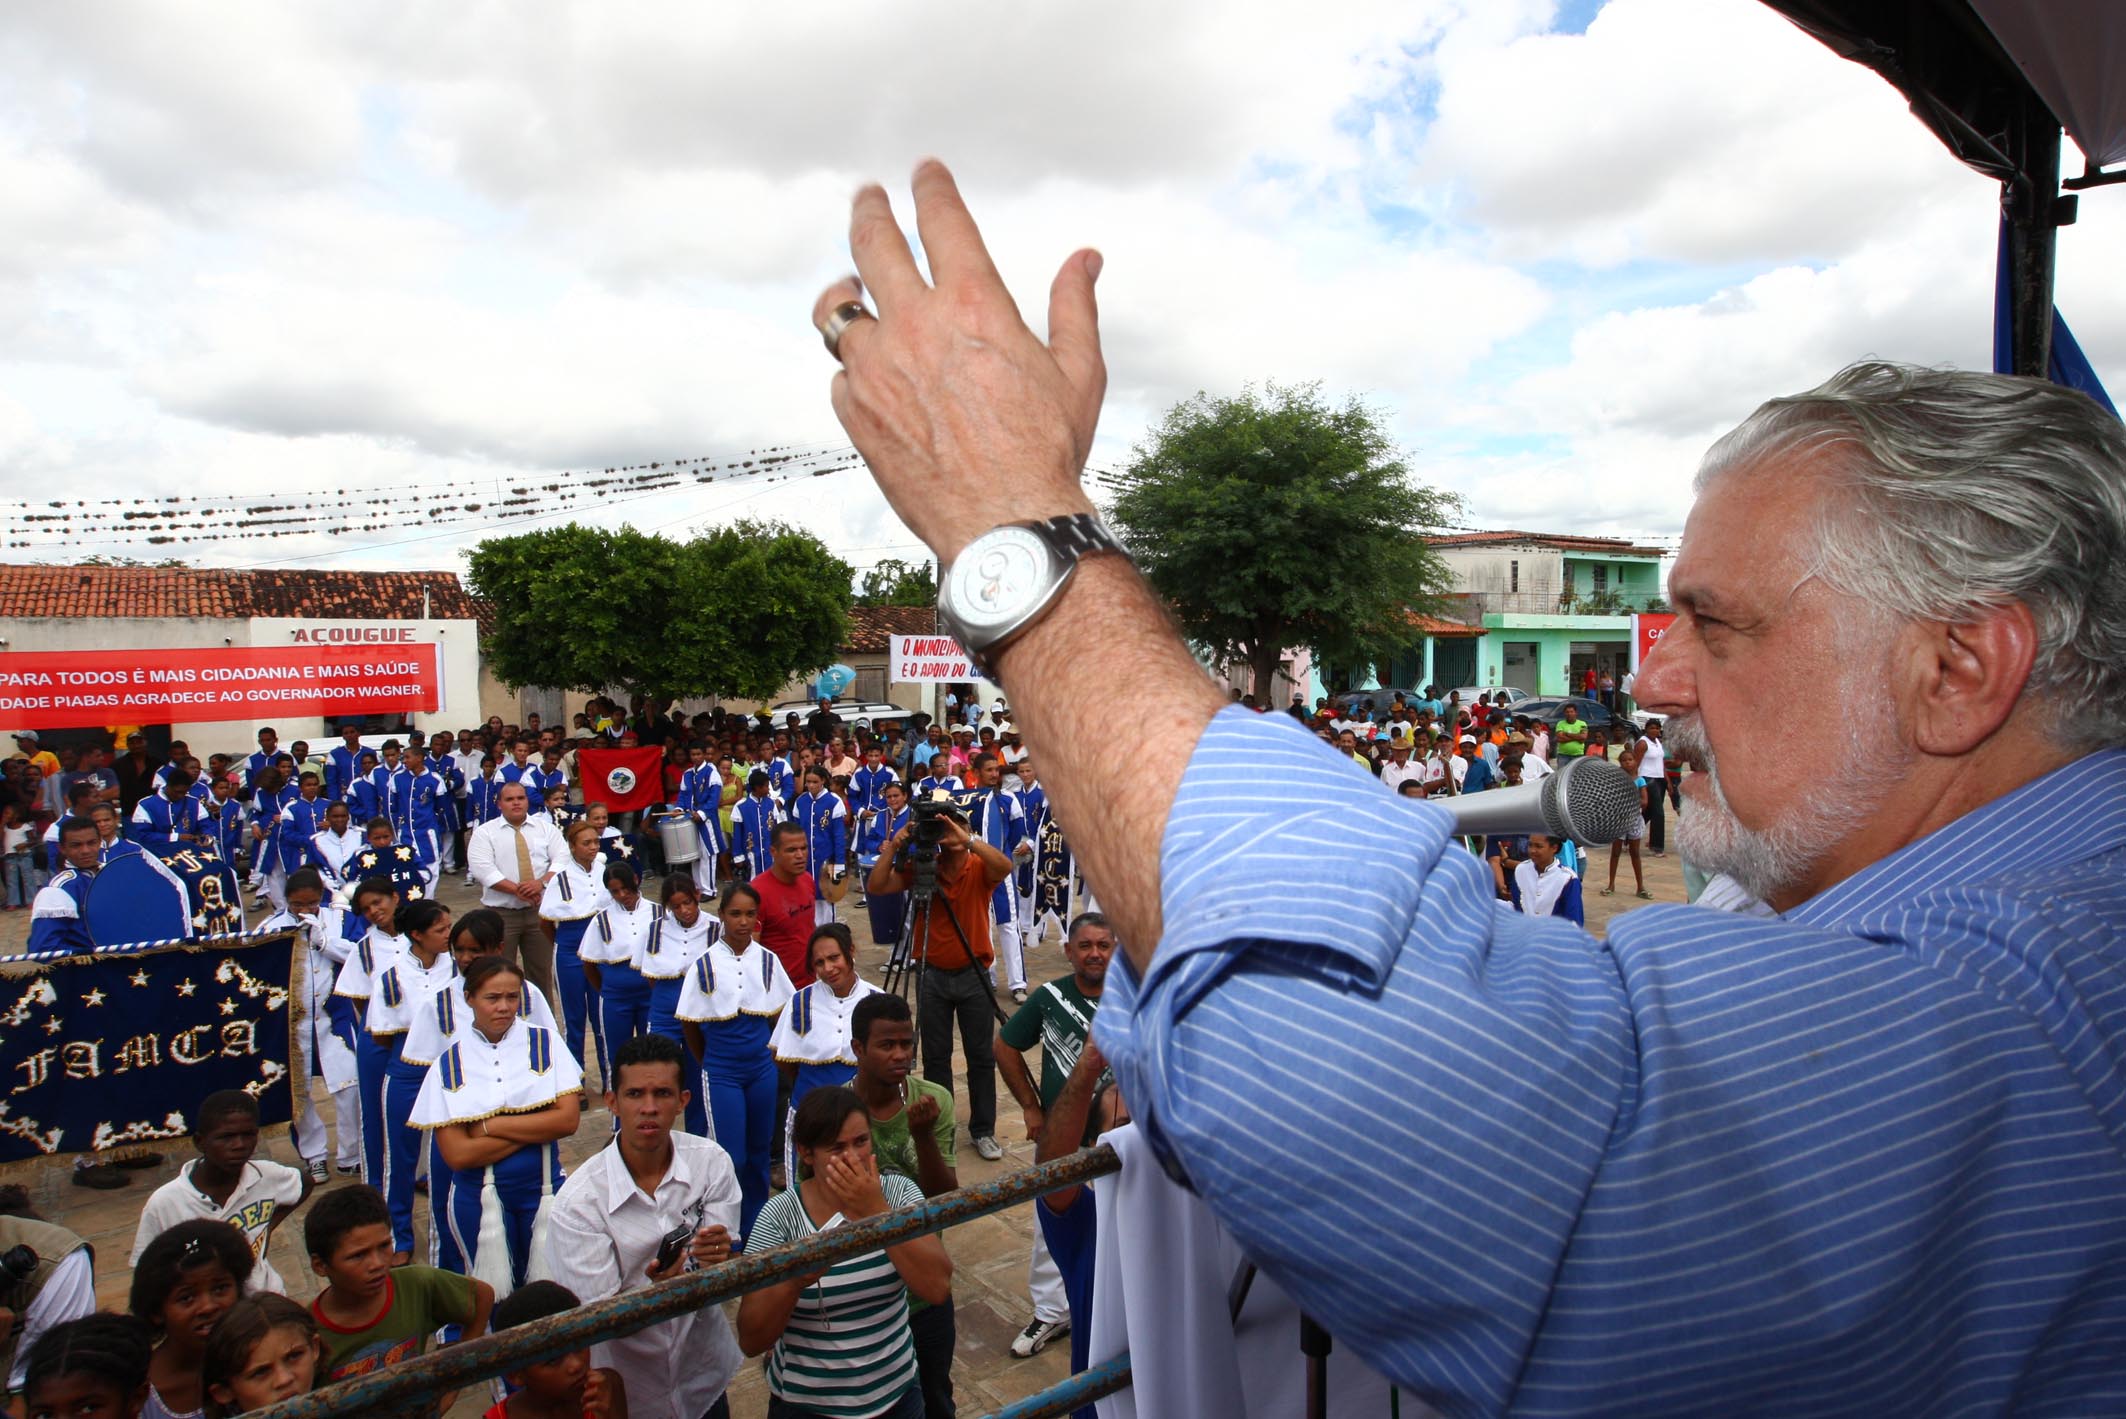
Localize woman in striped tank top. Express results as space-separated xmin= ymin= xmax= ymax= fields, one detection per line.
xmin=737 ymin=1087 xmax=951 ymax=1419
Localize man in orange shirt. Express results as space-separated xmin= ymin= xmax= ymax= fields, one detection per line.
xmin=868 ymin=804 xmax=1015 ymax=1159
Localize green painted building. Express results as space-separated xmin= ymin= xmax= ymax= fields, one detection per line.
xmin=1365 ymin=531 xmax=1669 ymax=698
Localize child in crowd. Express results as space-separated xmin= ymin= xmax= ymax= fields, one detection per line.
xmin=21 ymin=1314 xmax=155 ymax=1419
xmin=130 ymin=1220 xmax=256 ymax=1419
xmin=483 ymin=1282 xmax=628 ymax=1419
xmin=130 ymin=1092 xmax=309 ymax=1295
xmin=201 ymin=1295 xmax=322 ymax=1418
xmin=303 ymin=1185 xmax=492 ymax=1384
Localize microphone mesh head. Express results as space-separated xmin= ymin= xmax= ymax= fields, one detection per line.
xmin=1540 ymin=756 xmax=1641 ymax=843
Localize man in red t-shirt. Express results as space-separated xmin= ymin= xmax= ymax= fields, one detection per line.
xmin=750 ymin=820 xmax=849 ymax=987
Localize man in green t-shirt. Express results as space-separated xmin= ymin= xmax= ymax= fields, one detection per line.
xmin=996 ymin=911 xmax=1114 ymax=1359
xmin=850 ymin=992 xmax=957 ymax=1419
xmin=1555 ymin=704 xmax=1591 ymax=758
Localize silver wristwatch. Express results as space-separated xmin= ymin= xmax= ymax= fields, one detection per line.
xmin=937 ymin=513 xmax=1127 ymax=681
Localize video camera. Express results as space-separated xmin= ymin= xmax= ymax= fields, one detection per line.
xmin=902 ymin=797 xmax=960 ymax=900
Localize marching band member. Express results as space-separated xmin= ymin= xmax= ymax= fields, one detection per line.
xmin=413 ymin=956 xmax=583 ymax=1297
xmin=275 ymin=772 xmax=330 ymax=894
xmin=132 ymin=768 xmax=209 ymax=847
xmin=461 ymin=753 xmax=506 ymax=887
xmin=349 ymin=815 xmax=427 ymax=903
xmin=389 ymin=742 xmax=447 ymax=893
xmin=584 ymin=862 xmax=655 ymax=1083
xmin=264 ymin=868 xmax=362 ymax=1183
xmin=306 ymin=799 xmax=365 ymax=894
xmin=1010 ymin=759 xmax=1048 ymax=944
xmin=204 ymin=774 xmax=247 ymax=868
xmin=1510 ymin=833 xmax=1587 ymax=927
xmin=362 ymin=898 xmax=461 ymax=1265
xmin=324 ymin=726 xmax=366 ymax=802
xmin=343 ymin=748 xmax=382 ymax=820
xmin=770 ymin=924 xmax=881 ymax=1188
xmin=849 ymin=744 xmax=899 ymax=832
xmin=581 ymin=802 xmax=641 ymax=879
xmin=729 ymin=770 xmax=783 ymax=880
xmin=636 ymin=875 xmax=717 ymax=1136
xmin=247 ymin=765 xmax=296 ymax=910
xmin=536 ymin=820 xmax=610 ymax=1080
xmin=862 ymin=781 xmax=913 ymax=952
xmin=332 ymin=877 xmax=407 ymax=1197
xmin=788 ymin=767 xmax=849 ymax=926
xmin=678 ymin=743 xmax=727 ymax=894
xmin=966 ymin=753 xmax=1032 ymax=1002
xmin=401 ymin=910 xmax=561 ymax=1273
xmin=28 ymin=816 xmax=101 ymax=954
xmin=677 ymin=879 xmax=795 ymax=1239
xmin=497 ymin=738 xmax=538 ymax=787
xmin=914 ymin=752 xmax=957 ymax=803
xmin=424 ymin=730 xmax=463 ymax=876
xmin=528 ymin=747 xmax=570 ymax=806
xmin=242 ymin=728 xmax=281 ymax=794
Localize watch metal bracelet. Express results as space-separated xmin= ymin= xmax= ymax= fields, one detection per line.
xmin=1035 ymin=512 xmax=1128 ymax=563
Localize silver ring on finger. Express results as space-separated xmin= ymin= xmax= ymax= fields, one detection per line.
xmin=820 ymin=300 xmax=874 ymax=362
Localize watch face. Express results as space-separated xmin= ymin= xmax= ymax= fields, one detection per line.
xmin=947 ymin=527 xmax=1055 ymax=635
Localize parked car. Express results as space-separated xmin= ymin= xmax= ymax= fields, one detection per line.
xmin=1508 ymin=697 xmax=1654 ymax=735
xmin=766 ymin=697 xmax=920 ymax=730
xmin=1329 ymin=687 xmax=1418 ymax=716
xmin=1446 ymin=685 xmax=1532 ymax=710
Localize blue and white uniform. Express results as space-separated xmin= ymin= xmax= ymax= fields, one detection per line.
xmin=675 ymin=935 xmax=794 ymax=1240
xmin=332 ymin=926 xmax=405 ymax=1192
xmin=788 ymin=789 xmax=848 ymax=922
xmin=537 ymin=856 xmax=611 ymax=1079
xmin=346 ymin=764 xmax=386 ymax=824
xmin=130 ymin=792 xmax=207 ymax=848
xmin=635 ymin=907 xmax=716 ymax=1135
xmin=307 ymin=824 xmax=366 ymax=893
xmin=585 ymin=897 xmax=657 ymax=1083
xmin=678 ymin=761 xmax=727 ymax=893
xmin=27 ymin=865 xmax=97 ymax=954
xmin=325 ymin=743 xmax=366 ymax=802
xmin=770 ymin=975 xmax=883 ymax=1187
xmin=729 ymin=794 xmax=783 ymax=880
xmin=411 ymin=1017 xmax=581 ymax=1295
xmin=864 ymin=804 xmax=912 ymax=948
xmin=968 ymin=784 xmax=1029 ymax=991
xmin=388 ymin=765 xmax=447 ymax=886
xmin=249 ymin=782 xmax=296 ymax=907
xmin=276 ymin=795 xmax=330 ymax=884
xmin=527 ymin=763 xmax=569 ymax=803
xmin=401 ymin=965 xmax=560 ymax=1274
xmin=265 ymin=904 xmax=362 ymax=1172
xmin=1013 ymin=777 xmax=1049 ymax=936
xmin=1510 ymin=857 xmax=1586 ymax=927
xmin=363 ymin=944 xmax=458 ymax=1256
xmin=497 ymin=756 xmax=539 ymax=789
xmin=203 ymin=797 xmax=246 ymax=867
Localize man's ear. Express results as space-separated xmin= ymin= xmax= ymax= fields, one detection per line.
xmin=1906 ymin=601 xmax=2039 ymax=756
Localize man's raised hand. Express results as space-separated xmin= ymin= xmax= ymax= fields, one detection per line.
xmin=813 ymin=159 xmax=1107 ymax=566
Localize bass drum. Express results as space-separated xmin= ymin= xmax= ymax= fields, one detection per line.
xmin=83 ymin=851 xmax=195 ymax=947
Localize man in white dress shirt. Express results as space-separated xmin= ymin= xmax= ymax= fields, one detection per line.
xmin=465 ymin=781 xmax=564 ymax=1007
xmin=542 ymin=1033 xmax=743 ymax=1419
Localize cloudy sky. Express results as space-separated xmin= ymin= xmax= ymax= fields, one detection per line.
xmin=2 ymin=0 xmax=2120 ymax=577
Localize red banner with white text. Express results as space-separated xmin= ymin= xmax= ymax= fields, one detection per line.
xmin=1631 ymin=613 xmax=1677 ymax=673
xmin=0 ymin=645 xmax=442 ymax=729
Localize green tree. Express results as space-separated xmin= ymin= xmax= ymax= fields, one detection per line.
xmin=854 ymin=557 xmax=936 ymax=606
xmin=467 ymin=521 xmax=850 ymax=702
xmin=1108 ymin=382 xmax=1461 ymax=698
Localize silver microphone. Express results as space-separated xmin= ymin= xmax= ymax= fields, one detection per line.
xmin=1441 ymin=756 xmax=1640 ymax=844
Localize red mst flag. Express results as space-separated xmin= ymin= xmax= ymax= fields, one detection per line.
xmin=578 ymin=746 xmax=664 ymax=812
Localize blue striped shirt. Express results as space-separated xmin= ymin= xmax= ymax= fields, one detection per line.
xmin=1098 ymin=706 xmax=2126 ymax=1416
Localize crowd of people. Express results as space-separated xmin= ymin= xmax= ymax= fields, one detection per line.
xmin=3 ymin=692 xmax=1134 ymax=1419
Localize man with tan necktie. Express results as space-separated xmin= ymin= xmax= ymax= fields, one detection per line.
xmin=466 ymin=779 xmax=565 ymax=1004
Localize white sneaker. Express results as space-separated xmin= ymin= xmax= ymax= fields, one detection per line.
xmin=973 ymin=1134 xmax=1004 ymax=1161
xmin=1011 ymin=987 xmax=1029 ymax=1004
xmin=1011 ymin=1317 xmax=1069 ymax=1357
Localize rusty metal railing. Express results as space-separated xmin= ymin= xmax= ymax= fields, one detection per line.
xmin=252 ymin=1144 xmax=1125 ymax=1419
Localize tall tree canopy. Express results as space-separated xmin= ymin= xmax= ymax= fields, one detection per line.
xmin=853 ymin=557 xmax=936 ymax=606
xmin=468 ymin=521 xmax=850 ymax=702
xmin=1108 ymin=383 xmax=1460 ymax=698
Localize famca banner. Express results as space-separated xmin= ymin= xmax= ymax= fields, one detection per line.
xmin=0 ymin=929 xmax=302 ymax=1168
xmin=0 ymin=644 xmax=442 ymax=730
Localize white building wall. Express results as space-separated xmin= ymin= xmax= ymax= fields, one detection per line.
xmin=248 ymin=617 xmax=483 ymax=741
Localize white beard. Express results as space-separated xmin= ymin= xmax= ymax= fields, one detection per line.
xmin=1669 ymin=711 xmax=1904 ymax=907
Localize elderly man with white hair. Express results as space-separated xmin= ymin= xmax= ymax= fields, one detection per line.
xmin=807 ymin=161 xmax=2126 ymax=1417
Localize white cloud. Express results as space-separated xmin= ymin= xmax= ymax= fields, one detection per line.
xmin=0 ymin=0 xmax=2119 ymax=582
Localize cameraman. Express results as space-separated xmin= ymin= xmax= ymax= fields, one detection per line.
xmin=1 ymin=1186 xmax=95 ymax=1404
xmin=867 ymin=804 xmax=1015 ymax=1161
